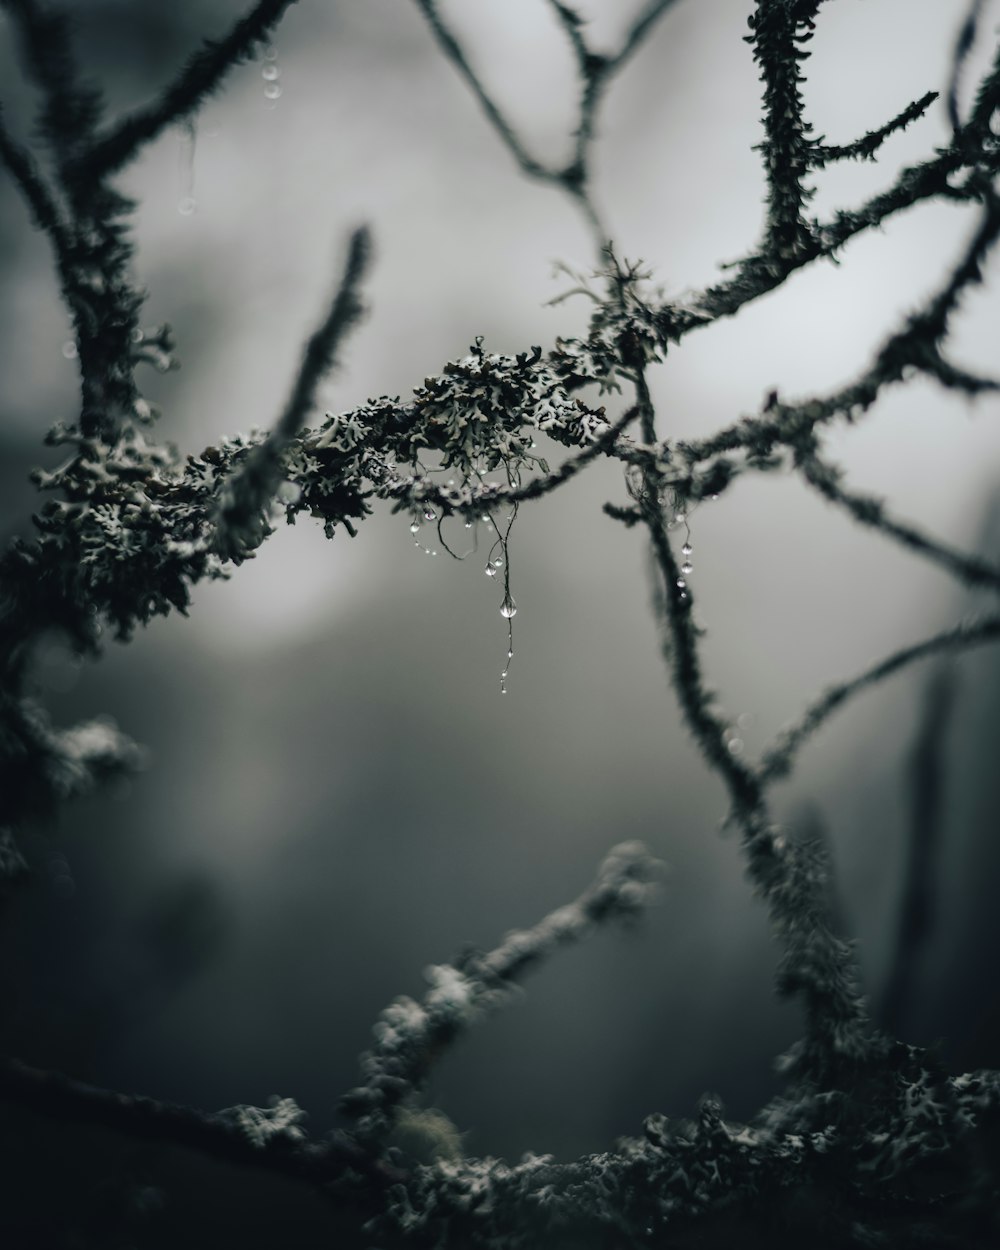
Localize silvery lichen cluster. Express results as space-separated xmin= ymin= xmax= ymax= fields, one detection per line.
xmin=2 ymin=0 xmax=1000 ymax=1246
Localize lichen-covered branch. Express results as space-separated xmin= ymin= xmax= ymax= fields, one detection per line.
xmin=340 ymin=842 xmax=661 ymax=1146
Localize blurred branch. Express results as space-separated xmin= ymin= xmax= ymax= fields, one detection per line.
xmin=0 ymin=1056 xmax=381 ymax=1189
xmin=948 ymin=0 xmax=988 ymax=134
xmin=340 ymin=842 xmax=661 ymax=1145
xmin=811 ymin=90 xmax=938 ymax=166
xmin=758 ymin=615 xmax=1000 ymax=783
xmin=77 ymin=0 xmax=298 ymax=181
xmin=213 ymin=226 xmax=371 ymax=562
xmin=795 ymin=444 xmax=1000 ymax=594
xmin=881 ymin=668 xmax=958 ymax=1037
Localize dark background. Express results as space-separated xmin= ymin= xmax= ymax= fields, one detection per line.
xmin=2 ymin=1 xmax=1000 ymax=1245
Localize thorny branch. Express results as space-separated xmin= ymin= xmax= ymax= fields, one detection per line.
xmin=2 ymin=0 xmax=1000 ymax=1245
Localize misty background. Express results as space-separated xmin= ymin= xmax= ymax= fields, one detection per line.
xmin=2 ymin=1 xmax=1000 ymax=1245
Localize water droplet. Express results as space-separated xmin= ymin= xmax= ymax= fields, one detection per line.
xmin=501 ymin=686 xmax=508 ymax=694
xmin=423 ymin=508 xmax=436 ymax=522
xmin=682 ymin=542 xmax=693 ymax=556
xmin=676 ymin=578 xmax=686 ymax=589
xmin=507 ymin=649 xmax=513 ymax=658
xmin=493 ymin=558 xmax=504 ymax=569
xmin=710 ymin=493 xmax=719 ymax=501
xmin=130 ymin=327 xmax=144 ymax=344
xmin=674 ymin=512 xmax=686 ymax=524
xmin=681 ymin=561 xmax=693 ymax=576
xmin=500 ymin=594 xmax=517 ymax=619
xmin=464 ymin=520 xmax=473 ymax=529
xmin=61 ymin=340 xmax=78 ymax=359
xmin=264 ymin=82 xmax=283 ymax=100
xmin=485 ymin=564 xmax=497 ymax=577
xmin=262 ymin=64 xmax=280 ymax=81
xmin=263 ymin=42 xmax=278 ymax=61
xmin=178 ymin=196 xmax=197 ymax=216
xmin=410 ymin=522 xmax=420 ymax=535
xmin=727 ymin=736 xmax=744 ymax=755
xmin=679 ymin=590 xmax=688 ymax=600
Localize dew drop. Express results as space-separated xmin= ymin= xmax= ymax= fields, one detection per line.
xmin=178 ymin=196 xmax=198 ymax=216
xmin=727 ymin=736 xmax=744 ymax=756
xmin=263 ymin=42 xmax=278 ymax=61
xmin=410 ymin=522 xmax=420 ymax=535
xmin=674 ymin=511 xmax=686 ymax=524
xmin=464 ymin=520 xmax=473 ymax=529
xmin=676 ymin=578 xmax=686 ymax=589
xmin=130 ymin=327 xmax=145 ymax=344
xmin=492 ymin=557 xmax=504 ymax=569
xmin=262 ymin=64 xmax=280 ymax=81
xmin=681 ymin=561 xmax=693 ymax=576
xmin=423 ymin=508 xmax=436 ymax=522
xmin=485 ymin=564 xmax=497 ymax=577
xmin=500 ymin=594 xmax=517 ymax=619
xmin=264 ymin=82 xmax=283 ymax=100
xmin=507 ymin=649 xmax=513 ymax=658
xmin=681 ymin=542 xmax=693 ymax=556
xmin=61 ymin=340 xmax=78 ymax=359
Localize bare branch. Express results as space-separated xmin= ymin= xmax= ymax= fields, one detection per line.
xmin=758 ymin=614 xmax=1000 ymax=783
xmin=811 ymin=91 xmax=937 ymax=165
xmin=795 ymin=446 xmax=1000 ymax=595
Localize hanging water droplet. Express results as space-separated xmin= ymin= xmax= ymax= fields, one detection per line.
xmin=464 ymin=520 xmax=473 ymax=529
xmin=681 ymin=561 xmax=693 ymax=576
xmin=61 ymin=340 xmax=78 ymax=359
xmin=485 ymin=564 xmax=497 ymax=577
xmin=178 ymin=196 xmax=197 ymax=216
xmin=500 ymin=594 xmax=517 ymax=619
xmin=423 ymin=508 xmax=436 ymax=522
xmin=130 ymin=327 xmax=145 ymax=344
xmin=727 ymin=736 xmax=744 ymax=756
xmin=262 ymin=64 xmax=280 ymax=81
xmin=264 ymin=82 xmax=283 ymax=100
xmin=263 ymin=42 xmax=278 ymax=61
xmin=682 ymin=542 xmax=693 ymax=556
xmin=676 ymin=578 xmax=686 ymax=589
xmin=410 ymin=522 xmax=420 ymax=535
xmin=492 ymin=557 xmax=504 ymax=569
xmin=674 ymin=512 xmax=686 ymax=524
xmin=507 ymin=649 xmax=513 ymax=658
xmin=710 ymin=493 xmax=719 ymax=501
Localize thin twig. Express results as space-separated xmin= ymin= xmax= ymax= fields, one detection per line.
xmin=796 ymin=446 xmax=1000 ymax=595
xmin=213 ymin=226 xmax=371 ymax=560
xmin=948 ymin=0 xmax=988 ymax=134
xmin=758 ymin=614 xmax=1000 ymax=783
